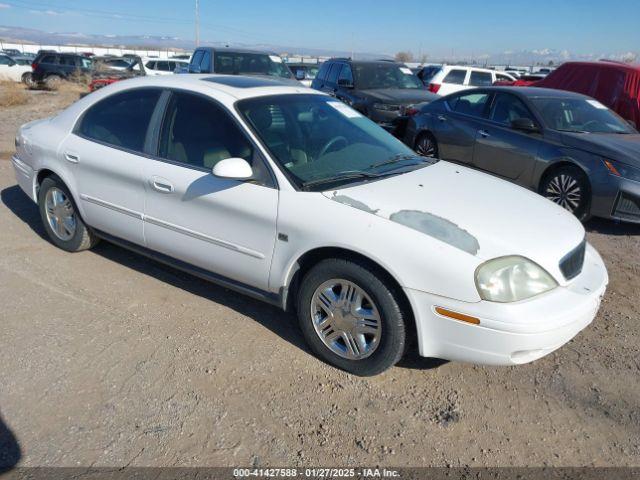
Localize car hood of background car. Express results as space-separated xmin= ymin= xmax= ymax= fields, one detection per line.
xmin=560 ymin=131 xmax=640 ymax=167
xmin=361 ymin=89 xmax=438 ymax=105
xmin=322 ymin=161 xmax=585 ymax=278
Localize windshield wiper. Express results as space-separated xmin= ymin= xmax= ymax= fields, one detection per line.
xmin=367 ymin=153 xmax=428 ymax=170
xmin=301 ymin=171 xmax=384 ymax=190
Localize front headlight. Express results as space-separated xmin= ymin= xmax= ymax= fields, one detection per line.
xmin=603 ymin=159 xmax=640 ymax=183
xmin=373 ymin=103 xmax=401 ymax=112
xmin=475 ymin=256 xmax=558 ymax=303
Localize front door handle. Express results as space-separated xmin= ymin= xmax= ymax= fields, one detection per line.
xmin=478 ymin=129 xmax=490 ymax=138
xmin=64 ymin=152 xmax=79 ymax=163
xmin=150 ymin=176 xmax=174 ymax=193
xmin=437 ymin=115 xmax=447 ymax=122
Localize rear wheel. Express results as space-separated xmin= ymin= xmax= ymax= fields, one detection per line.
xmin=45 ymin=74 xmax=62 ymax=90
xmin=414 ymin=132 xmax=438 ymax=158
xmin=21 ymin=72 xmax=34 ymax=87
xmin=296 ymin=258 xmax=407 ymax=376
xmin=38 ymin=176 xmax=99 ymax=252
xmin=540 ymin=165 xmax=591 ymax=221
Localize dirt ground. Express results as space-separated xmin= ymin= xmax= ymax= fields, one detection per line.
xmin=0 ymin=87 xmax=639 ymax=469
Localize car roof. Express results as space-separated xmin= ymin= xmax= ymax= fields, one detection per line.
xmin=468 ymin=86 xmax=591 ymax=100
xmin=195 ymin=47 xmax=279 ymax=55
xmin=336 ymin=59 xmax=404 ymax=67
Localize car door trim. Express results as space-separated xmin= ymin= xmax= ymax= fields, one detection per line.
xmin=80 ymin=194 xmax=144 ymax=220
xmin=93 ymin=229 xmax=281 ymax=307
xmin=143 ymin=215 xmax=266 ymax=259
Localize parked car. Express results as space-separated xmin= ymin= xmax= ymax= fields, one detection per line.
xmin=426 ymin=66 xmax=516 ymax=95
xmin=494 ymin=74 xmax=546 ymax=87
xmin=404 ymin=86 xmax=640 ymax=223
xmin=171 ymin=54 xmax=192 ymax=60
xmin=287 ymin=63 xmax=320 ymax=87
xmin=88 ymin=56 xmax=146 ymax=92
xmin=187 ymin=47 xmax=296 ymax=82
xmin=534 ymin=61 xmax=640 ymax=128
xmin=311 ymin=58 xmax=438 ymax=133
xmin=31 ymin=52 xmax=93 ymax=88
xmin=415 ymin=65 xmax=442 ymax=86
xmin=11 ymin=75 xmax=607 ymax=375
xmin=144 ymin=58 xmax=189 ymax=75
xmin=0 ymin=53 xmax=33 ymax=84
xmin=94 ymin=57 xmax=133 ymax=71
xmin=1 ymin=48 xmax=21 ymax=57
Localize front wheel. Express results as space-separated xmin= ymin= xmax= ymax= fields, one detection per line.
xmin=414 ymin=132 xmax=438 ymax=157
xmin=38 ymin=176 xmax=99 ymax=252
xmin=540 ymin=165 xmax=591 ymax=221
xmin=296 ymin=258 xmax=407 ymax=376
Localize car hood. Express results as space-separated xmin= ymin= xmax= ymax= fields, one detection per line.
xmin=360 ymin=89 xmax=437 ymax=105
xmin=322 ymin=161 xmax=585 ymax=283
xmin=559 ymin=132 xmax=640 ymax=167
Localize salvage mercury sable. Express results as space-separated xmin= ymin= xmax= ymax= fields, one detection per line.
xmin=11 ymin=75 xmax=608 ymax=376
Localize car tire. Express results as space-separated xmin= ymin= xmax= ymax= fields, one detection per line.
xmin=414 ymin=132 xmax=438 ymax=158
xmin=21 ymin=72 xmax=34 ymax=87
xmin=45 ymin=74 xmax=62 ymax=90
xmin=296 ymin=258 xmax=407 ymax=376
xmin=540 ymin=165 xmax=591 ymax=222
xmin=38 ymin=176 xmax=99 ymax=252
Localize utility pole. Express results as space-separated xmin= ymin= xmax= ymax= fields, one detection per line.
xmin=195 ymin=0 xmax=200 ymax=47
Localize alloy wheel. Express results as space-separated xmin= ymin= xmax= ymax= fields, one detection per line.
xmin=310 ymin=279 xmax=382 ymax=360
xmin=415 ymin=135 xmax=437 ymax=157
xmin=544 ymin=174 xmax=582 ymax=212
xmin=44 ymin=187 xmax=76 ymax=241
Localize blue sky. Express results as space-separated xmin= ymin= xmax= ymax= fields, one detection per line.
xmin=0 ymin=0 xmax=638 ymax=56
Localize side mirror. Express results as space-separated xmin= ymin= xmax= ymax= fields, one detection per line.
xmin=295 ymin=70 xmax=305 ymax=80
xmin=212 ymin=157 xmax=253 ymax=180
xmin=337 ymin=78 xmax=354 ymax=88
xmin=511 ymin=117 xmax=539 ymax=133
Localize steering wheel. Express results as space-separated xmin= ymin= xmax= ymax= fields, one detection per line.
xmin=318 ymin=136 xmax=348 ymax=158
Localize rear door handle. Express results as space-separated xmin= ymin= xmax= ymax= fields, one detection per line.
xmin=478 ymin=129 xmax=490 ymax=138
xmin=64 ymin=152 xmax=79 ymax=163
xmin=437 ymin=115 xmax=447 ymax=122
xmin=149 ymin=176 xmax=174 ymax=193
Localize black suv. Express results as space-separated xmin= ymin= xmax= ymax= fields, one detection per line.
xmin=32 ymin=52 xmax=93 ymax=87
xmin=311 ymin=59 xmax=437 ymax=132
xmin=187 ymin=47 xmax=297 ymax=83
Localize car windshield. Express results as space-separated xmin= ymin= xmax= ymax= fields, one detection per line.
xmin=237 ymin=94 xmax=432 ymax=190
xmin=214 ymin=52 xmax=292 ymax=79
xmin=531 ymin=97 xmax=635 ymax=134
xmin=354 ymin=64 xmax=424 ymax=90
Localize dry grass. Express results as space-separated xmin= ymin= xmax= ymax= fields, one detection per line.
xmin=0 ymin=80 xmax=29 ymax=107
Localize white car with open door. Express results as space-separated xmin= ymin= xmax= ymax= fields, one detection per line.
xmin=12 ymin=74 xmax=607 ymax=375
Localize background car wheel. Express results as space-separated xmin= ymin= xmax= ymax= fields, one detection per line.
xmin=296 ymin=258 xmax=407 ymax=376
xmin=38 ymin=176 xmax=99 ymax=252
xmin=540 ymin=165 xmax=591 ymax=221
xmin=414 ymin=132 xmax=438 ymax=157
xmin=45 ymin=75 xmax=62 ymax=90
xmin=21 ymin=72 xmax=34 ymax=87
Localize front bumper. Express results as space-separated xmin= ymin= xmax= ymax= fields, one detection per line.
xmin=591 ymin=172 xmax=640 ymax=224
xmin=405 ymin=243 xmax=608 ymax=365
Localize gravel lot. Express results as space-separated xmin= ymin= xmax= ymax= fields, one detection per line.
xmin=0 ymin=88 xmax=639 ymax=469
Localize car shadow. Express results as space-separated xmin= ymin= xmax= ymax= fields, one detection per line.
xmin=0 ymin=412 xmax=21 ymax=474
xmin=1 ymin=184 xmax=445 ymax=373
xmin=585 ymin=217 xmax=640 ymax=236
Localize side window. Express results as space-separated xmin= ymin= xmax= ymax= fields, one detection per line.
xmin=78 ymin=89 xmax=162 ymax=152
xmin=489 ymin=93 xmax=536 ymax=126
xmin=200 ymin=50 xmax=212 ymax=72
xmin=41 ymin=55 xmax=58 ymax=64
xmin=159 ymin=92 xmax=254 ymax=170
xmin=469 ymin=71 xmax=493 ymax=87
xmin=189 ymin=50 xmax=204 ymax=69
xmin=443 ymin=69 xmax=467 ymax=85
xmin=326 ymin=63 xmax=341 ymax=84
xmin=496 ymin=73 xmax=512 ymax=82
xmin=451 ymin=92 xmax=490 ymax=118
xmin=338 ymin=64 xmax=354 ymax=84
xmin=0 ymin=55 xmax=11 ymax=65
xmin=157 ymin=61 xmax=170 ymax=71
xmin=145 ymin=61 xmax=155 ymax=69
xmin=315 ymin=62 xmax=331 ymax=82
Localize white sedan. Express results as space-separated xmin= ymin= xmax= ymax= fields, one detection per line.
xmin=11 ymin=74 xmax=608 ymax=375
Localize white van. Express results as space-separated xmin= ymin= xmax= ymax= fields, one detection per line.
xmin=426 ymin=66 xmax=515 ymax=95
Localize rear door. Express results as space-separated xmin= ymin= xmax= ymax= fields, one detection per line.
xmin=472 ymin=92 xmax=543 ymax=182
xmin=432 ymin=90 xmax=491 ymax=164
xmin=142 ymin=90 xmax=279 ymax=290
xmin=62 ymin=88 xmax=163 ymax=245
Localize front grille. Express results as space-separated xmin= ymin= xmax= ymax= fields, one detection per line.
xmin=613 ymin=192 xmax=640 ymax=221
xmin=559 ymin=240 xmax=586 ymax=281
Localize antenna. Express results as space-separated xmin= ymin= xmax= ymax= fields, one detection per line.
xmin=195 ymin=0 xmax=200 ymax=47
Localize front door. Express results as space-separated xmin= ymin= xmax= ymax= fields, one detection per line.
xmin=142 ymin=91 xmax=279 ymax=290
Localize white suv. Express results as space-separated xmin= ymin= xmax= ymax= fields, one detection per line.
xmin=427 ymin=66 xmax=515 ymax=96
xmin=144 ymin=58 xmax=188 ymax=75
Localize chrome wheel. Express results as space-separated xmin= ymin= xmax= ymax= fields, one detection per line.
xmin=544 ymin=174 xmax=582 ymax=212
xmin=415 ymin=134 xmax=437 ymax=157
xmin=44 ymin=187 xmax=76 ymax=241
xmin=310 ymin=279 xmax=381 ymax=360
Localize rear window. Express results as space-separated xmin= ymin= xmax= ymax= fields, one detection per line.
xmin=469 ymin=71 xmax=493 ymax=86
xmin=443 ymin=69 xmax=467 ymax=85
xmin=41 ymin=55 xmax=58 ymax=64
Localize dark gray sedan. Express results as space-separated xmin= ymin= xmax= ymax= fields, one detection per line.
xmin=404 ymin=87 xmax=640 ymax=223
